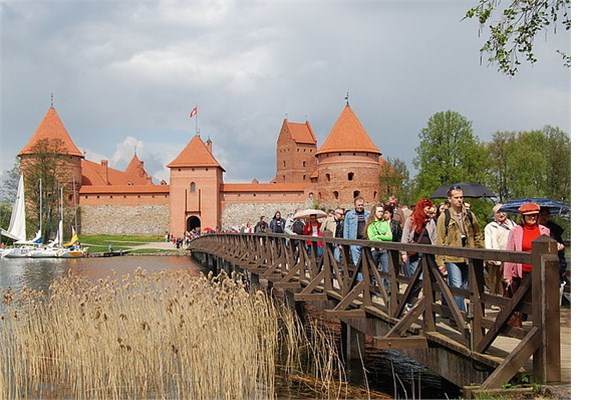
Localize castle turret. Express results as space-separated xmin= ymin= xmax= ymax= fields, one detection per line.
xmin=273 ymin=119 xmax=317 ymax=184
xmin=313 ymin=104 xmax=381 ymax=206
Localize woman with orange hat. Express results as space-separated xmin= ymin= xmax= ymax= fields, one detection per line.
xmin=503 ymin=202 xmax=550 ymax=288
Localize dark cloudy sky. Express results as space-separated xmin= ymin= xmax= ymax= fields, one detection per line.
xmin=1 ymin=1 xmax=571 ymax=184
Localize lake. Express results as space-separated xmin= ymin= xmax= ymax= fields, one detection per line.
xmin=0 ymin=254 xmax=461 ymax=399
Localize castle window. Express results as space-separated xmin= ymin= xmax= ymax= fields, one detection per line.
xmin=302 ymin=161 xmax=306 ymax=167
xmin=353 ymin=190 xmax=360 ymax=199
xmin=190 ymin=182 xmax=196 ymax=193
xmin=333 ymin=191 xmax=339 ymax=200
xmin=283 ymin=161 xmax=286 ymax=168
xmin=326 ymin=173 xmax=331 ymax=181
xmin=283 ymin=175 xmax=285 ymax=181
xmin=348 ymin=172 xmax=354 ymax=181
xmin=303 ymin=175 xmax=306 ymax=180
xmin=373 ymin=191 xmax=378 ymax=200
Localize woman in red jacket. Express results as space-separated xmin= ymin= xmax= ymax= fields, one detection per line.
xmin=503 ymin=202 xmax=551 ymax=288
xmin=303 ymin=214 xmax=324 ymax=257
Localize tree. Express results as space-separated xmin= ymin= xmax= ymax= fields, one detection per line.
xmin=485 ymin=126 xmax=570 ymax=201
xmin=0 ymin=158 xmax=20 ymax=204
xmin=464 ymin=0 xmax=571 ymax=75
xmin=380 ymin=157 xmax=411 ymax=205
xmin=21 ymin=138 xmax=75 ymax=242
xmin=412 ymin=110 xmax=489 ymax=200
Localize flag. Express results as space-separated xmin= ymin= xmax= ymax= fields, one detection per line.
xmin=189 ymin=106 xmax=198 ymax=118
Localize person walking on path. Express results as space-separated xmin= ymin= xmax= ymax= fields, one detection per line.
xmin=484 ymin=204 xmax=517 ymax=297
xmin=503 ymin=202 xmax=551 ymax=289
xmin=343 ymin=196 xmax=370 ymax=267
xmin=400 ymin=198 xmax=437 ymax=308
xmin=269 ymin=211 xmax=286 ymax=233
xmin=365 ymin=203 xmax=393 ymax=290
xmin=434 ymin=185 xmax=484 ymax=312
xmin=254 ymin=216 xmax=269 ymax=233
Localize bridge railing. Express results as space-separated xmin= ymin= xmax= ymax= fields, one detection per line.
xmin=188 ymin=233 xmax=562 ymax=388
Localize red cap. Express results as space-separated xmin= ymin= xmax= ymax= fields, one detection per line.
xmin=518 ymin=202 xmax=540 ymax=215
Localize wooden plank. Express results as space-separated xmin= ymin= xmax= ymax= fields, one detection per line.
xmin=326 ymin=309 xmax=365 ymax=319
xmin=479 ymin=327 xmax=541 ymax=389
xmin=294 ymin=293 xmax=328 ymax=301
xmin=273 ymin=282 xmax=301 ymax=289
xmin=372 ymin=336 xmax=428 ymax=349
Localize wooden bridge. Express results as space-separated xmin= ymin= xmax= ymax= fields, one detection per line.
xmin=188 ymin=233 xmax=569 ymax=392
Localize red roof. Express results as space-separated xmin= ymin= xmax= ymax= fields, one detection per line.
xmin=316 ymin=105 xmax=381 ymax=156
xmin=124 ymin=154 xmax=153 ymax=185
xmin=167 ymin=135 xmax=224 ymax=170
xmin=284 ymin=120 xmax=317 ymax=144
xmin=18 ymin=107 xmax=83 ymax=157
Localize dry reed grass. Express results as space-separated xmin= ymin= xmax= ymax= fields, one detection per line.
xmin=0 ymin=268 xmax=347 ymax=399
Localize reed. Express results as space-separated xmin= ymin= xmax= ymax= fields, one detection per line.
xmin=0 ymin=268 xmax=347 ymax=399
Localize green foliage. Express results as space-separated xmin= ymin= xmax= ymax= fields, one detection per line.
xmin=464 ymin=0 xmax=571 ymax=75
xmin=412 ymin=110 xmax=490 ymax=202
xmin=485 ymin=126 xmax=570 ymax=203
xmin=0 ymin=158 xmax=20 ymax=204
xmin=380 ymin=157 xmax=411 ymax=205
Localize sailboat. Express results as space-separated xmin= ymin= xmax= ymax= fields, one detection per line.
xmin=1 ymin=175 xmax=43 ymax=258
xmin=57 ymin=227 xmax=88 ymax=258
xmin=28 ymin=187 xmax=63 ymax=258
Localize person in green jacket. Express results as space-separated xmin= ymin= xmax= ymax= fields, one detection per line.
xmin=364 ymin=203 xmax=393 ymax=290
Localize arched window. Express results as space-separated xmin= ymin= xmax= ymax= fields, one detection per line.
xmin=302 ymin=161 xmax=306 ymax=167
xmin=348 ymin=172 xmax=354 ymax=181
xmin=333 ymin=191 xmax=339 ymax=200
xmin=373 ymin=191 xmax=378 ymax=200
xmin=283 ymin=161 xmax=286 ymax=168
xmin=190 ymin=182 xmax=196 ymax=192
xmin=326 ymin=173 xmax=331 ymax=181
xmin=353 ymin=190 xmax=360 ymax=199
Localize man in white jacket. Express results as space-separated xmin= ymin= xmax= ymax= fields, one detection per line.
xmin=484 ymin=204 xmax=517 ymax=296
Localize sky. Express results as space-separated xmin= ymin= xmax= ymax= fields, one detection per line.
xmin=1 ymin=0 xmax=571 ymax=186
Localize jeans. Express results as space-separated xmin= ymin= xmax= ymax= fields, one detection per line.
xmin=403 ymin=255 xmax=423 ymax=303
xmin=350 ymin=245 xmax=363 ymax=282
xmin=372 ymin=249 xmax=390 ymax=290
xmin=445 ymin=262 xmax=468 ymax=312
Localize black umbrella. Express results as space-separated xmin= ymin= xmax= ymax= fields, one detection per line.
xmin=498 ymin=198 xmax=570 ymax=216
xmin=430 ymin=182 xmax=497 ymax=199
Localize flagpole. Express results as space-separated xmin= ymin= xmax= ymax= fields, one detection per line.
xmin=195 ymin=104 xmax=199 ymax=136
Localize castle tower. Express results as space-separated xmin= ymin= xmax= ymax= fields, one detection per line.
xmin=273 ymin=119 xmax=317 ymax=184
xmin=167 ymin=135 xmax=224 ymax=235
xmin=313 ymin=104 xmax=382 ymax=206
xmin=18 ymin=106 xmax=84 ymax=236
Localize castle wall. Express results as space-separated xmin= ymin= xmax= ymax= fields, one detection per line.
xmin=80 ymin=204 xmax=169 ymax=236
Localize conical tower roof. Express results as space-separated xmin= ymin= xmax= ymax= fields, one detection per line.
xmin=316 ymin=105 xmax=381 ymax=156
xmin=167 ymin=135 xmax=224 ymax=170
xmin=18 ymin=107 xmax=83 ymax=157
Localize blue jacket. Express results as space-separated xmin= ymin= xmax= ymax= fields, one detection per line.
xmin=343 ymin=209 xmax=370 ymax=240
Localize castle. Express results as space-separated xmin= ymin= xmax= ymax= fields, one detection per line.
xmin=17 ymin=103 xmax=383 ymax=236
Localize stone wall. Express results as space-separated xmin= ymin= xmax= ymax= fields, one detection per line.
xmin=81 ymin=204 xmax=169 ymax=236
xmin=220 ymin=200 xmax=315 ymax=231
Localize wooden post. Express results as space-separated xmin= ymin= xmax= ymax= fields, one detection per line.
xmin=531 ymin=236 xmax=561 ymax=383
xmin=340 ymin=321 xmax=365 ymax=363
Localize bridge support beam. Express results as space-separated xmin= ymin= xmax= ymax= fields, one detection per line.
xmin=341 ymin=321 xmax=365 ymax=363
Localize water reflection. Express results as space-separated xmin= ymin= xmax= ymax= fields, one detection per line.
xmin=0 ymin=255 xmax=201 ymax=292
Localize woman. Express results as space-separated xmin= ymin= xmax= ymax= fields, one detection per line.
xmin=503 ymin=202 xmax=550 ymax=288
xmin=364 ymin=203 xmax=393 ymax=290
xmin=269 ymin=211 xmax=286 ymax=233
xmin=302 ymin=214 xmax=324 ymax=257
xmin=400 ymin=198 xmax=437 ymax=307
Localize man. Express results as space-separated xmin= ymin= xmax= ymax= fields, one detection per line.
xmin=321 ymin=207 xmax=345 ymax=261
xmin=387 ymin=195 xmax=408 ymax=228
xmin=435 ymin=185 xmax=484 ymax=311
xmin=484 ymin=204 xmax=517 ymax=297
xmin=343 ymin=196 xmax=370 ymax=266
xmin=254 ymin=216 xmax=269 ymax=233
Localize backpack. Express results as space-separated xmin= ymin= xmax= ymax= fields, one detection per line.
xmin=292 ymin=219 xmax=305 ymax=235
xmin=444 ymin=208 xmax=473 ymax=235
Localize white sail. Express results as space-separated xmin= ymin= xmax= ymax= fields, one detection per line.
xmin=1 ymin=174 xmax=27 ymax=241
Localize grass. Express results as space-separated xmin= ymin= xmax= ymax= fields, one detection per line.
xmin=0 ymin=269 xmax=348 ymax=399
xmin=78 ymin=235 xmax=174 ymax=254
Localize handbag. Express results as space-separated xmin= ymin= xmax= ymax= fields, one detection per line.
xmin=503 ymin=283 xmax=522 ymax=328
xmin=406 ymin=228 xmax=426 ymax=257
